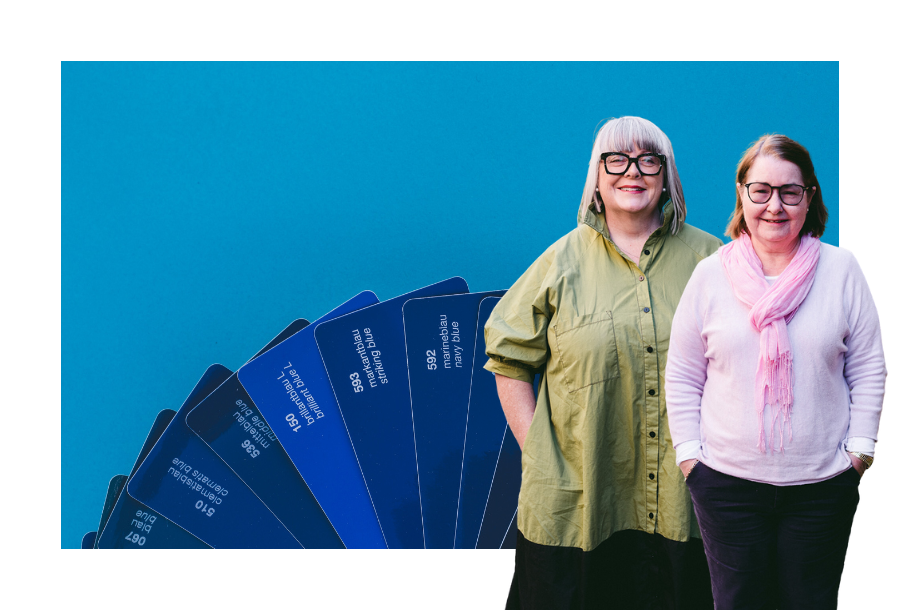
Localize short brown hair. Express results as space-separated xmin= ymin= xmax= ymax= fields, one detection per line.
xmin=725 ymin=134 xmax=828 ymax=240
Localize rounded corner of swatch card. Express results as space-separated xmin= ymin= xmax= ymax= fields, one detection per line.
xmin=451 ymin=276 xmax=470 ymax=292
xmin=235 ymin=365 xmax=246 ymax=381
xmin=401 ymin=296 xmax=427 ymax=314
xmin=206 ymin=363 xmax=232 ymax=376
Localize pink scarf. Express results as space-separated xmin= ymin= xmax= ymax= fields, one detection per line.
xmin=719 ymin=233 xmax=821 ymax=452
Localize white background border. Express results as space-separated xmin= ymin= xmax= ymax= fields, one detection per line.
xmin=4 ymin=2 xmax=894 ymax=607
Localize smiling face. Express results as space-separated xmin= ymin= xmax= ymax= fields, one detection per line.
xmin=740 ymin=155 xmax=812 ymax=254
xmin=596 ymin=146 xmax=665 ymax=220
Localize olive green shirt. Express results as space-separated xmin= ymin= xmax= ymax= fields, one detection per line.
xmin=484 ymin=202 xmax=722 ymax=551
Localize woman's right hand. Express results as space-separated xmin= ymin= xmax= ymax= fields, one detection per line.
xmin=679 ymin=459 xmax=700 ymax=479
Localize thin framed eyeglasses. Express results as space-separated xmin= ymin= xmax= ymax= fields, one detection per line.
xmin=742 ymin=182 xmax=813 ymax=206
xmin=600 ymin=152 xmax=666 ymax=176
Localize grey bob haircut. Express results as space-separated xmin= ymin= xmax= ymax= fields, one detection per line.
xmin=577 ymin=116 xmax=686 ymax=234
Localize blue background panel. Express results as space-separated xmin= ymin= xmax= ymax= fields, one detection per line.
xmin=62 ymin=62 xmax=838 ymax=547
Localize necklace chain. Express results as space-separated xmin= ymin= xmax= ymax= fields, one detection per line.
xmin=610 ymin=237 xmax=644 ymax=263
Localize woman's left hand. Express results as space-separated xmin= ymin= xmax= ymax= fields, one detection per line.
xmin=679 ymin=458 xmax=699 ymax=479
xmin=847 ymin=452 xmax=866 ymax=477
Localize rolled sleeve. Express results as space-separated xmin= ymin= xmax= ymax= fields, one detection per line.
xmin=484 ymin=357 xmax=536 ymax=383
xmin=484 ymin=250 xmax=555 ymax=384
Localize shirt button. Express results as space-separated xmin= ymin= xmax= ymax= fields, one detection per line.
xmin=646 ymin=346 xmax=653 ymax=353
xmin=644 ymin=249 xmax=650 ymax=255
xmin=649 ymin=513 xmax=654 ymax=519
xmin=648 ymin=389 xmax=656 ymax=396
xmin=639 ymin=275 xmax=645 ymax=281
xmin=643 ymin=307 xmax=650 ymax=313
xmin=649 ymin=473 xmax=655 ymax=480
xmin=649 ymin=431 xmax=656 ymax=438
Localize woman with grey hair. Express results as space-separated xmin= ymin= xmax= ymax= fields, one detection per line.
xmin=484 ymin=116 xmax=720 ymax=609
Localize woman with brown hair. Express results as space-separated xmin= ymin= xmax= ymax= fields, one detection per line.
xmin=666 ymin=134 xmax=886 ymax=609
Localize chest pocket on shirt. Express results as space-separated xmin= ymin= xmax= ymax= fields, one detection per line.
xmin=554 ymin=311 xmax=620 ymax=393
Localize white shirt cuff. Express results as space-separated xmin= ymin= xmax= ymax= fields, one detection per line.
xmin=675 ymin=439 xmax=701 ymax=465
xmin=846 ymin=436 xmax=876 ymax=456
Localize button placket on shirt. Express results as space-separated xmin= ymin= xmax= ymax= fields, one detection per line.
xmin=638 ymin=244 xmax=660 ymax=529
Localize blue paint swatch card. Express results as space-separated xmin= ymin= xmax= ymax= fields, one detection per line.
xmin=97 ymin=409 xmax=209 ymax=549
xmin=128 ymin=364 xmax=302 ymax=548
xmin=476 ymin=426 xmax=522 ymax=548
xmin=186 ymin=319 xmax=345 ymax=549
xmin=500 ymin=509 xmax=517 ymax=549
xmin=455 ymin=297 xmax=513 ymax=548
xmin=81 ymin=531 xmax=97 ymax=549
xmin=238 ymin=291 xmax=385 ymax=549
xmin=315 ymin=277 xmax=469 ymax=548
xmin=131 ymin=409 xmax=178 ymax=476
xmin=95 ymin=474 xmax=128 ymax=546
xmin=403 ymin=290 xmax=505 ymax=548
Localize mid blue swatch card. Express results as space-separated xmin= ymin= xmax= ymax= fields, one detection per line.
xmin=186 ymin=319 xmax=345 ymax=549
xmin=316 ymin=277 xmax=469 ymax=548
xmin=128 ymin=364 xmax=301 ymax=548
xmin=476 ymin=426 xmax=522 ymax=548
xmin=97 ymin=409 xmax=209 ymax=549
xmin=239 ymin=291 xmax=385 ymax=549
xmin=403 ymin=290 xmax=505 ymax=548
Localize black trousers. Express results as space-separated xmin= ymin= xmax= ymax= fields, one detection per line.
xmin=505 ymin=529 xmax=713 ymax=610
xmin=687 ymin=462 xmax=860 ymax=610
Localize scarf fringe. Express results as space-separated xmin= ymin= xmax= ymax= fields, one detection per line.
xmin=760 ymin=352 xmax=794 ymax=453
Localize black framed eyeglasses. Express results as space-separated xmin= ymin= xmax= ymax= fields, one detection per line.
xmin=742 ymin=182 xmax=813 ymax=206
xmin=600 ymin=152 xmax=666 ymax=176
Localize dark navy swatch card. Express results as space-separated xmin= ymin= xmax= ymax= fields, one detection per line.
xmin=128 ymin=364 xmax=301 ymax=548
xmin=316 ymin=277 xmax=469 ymax=548
xmin=97 ymin=409 xmax=209 ymax=549
xmin=81 ymin=531 xmax=97 ymax=549
xmin=96 ymin=474 xmax=128 ymax=544
xmin=500 ymin=509 xmax=517 ymax=549
xmin=476 ymin=426 xmax=522 ymax=548
xmin=239 ymin=291 xmax=385 ymax=549
xmin=186 ymin=319 xmax=345 ymax=549
xmin=132 ymin=410 xmax=178 ymax=476
xmin=403 ymin=290 xmax=505 ymax=548
xmin=455 ymin=297 xmax=520 ymax=548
